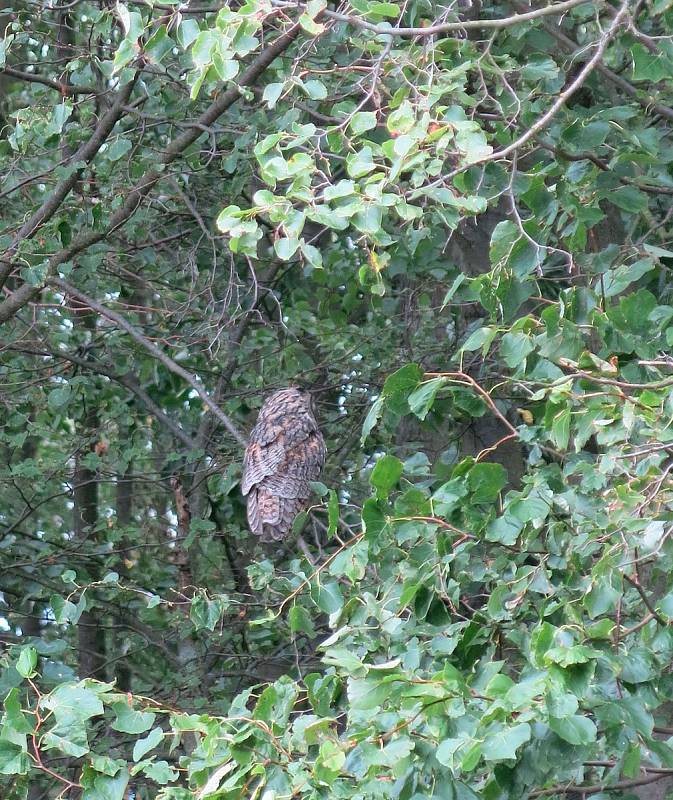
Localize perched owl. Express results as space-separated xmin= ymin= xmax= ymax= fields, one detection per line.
xmin=241 ymin=388 xmax=326 ymax=541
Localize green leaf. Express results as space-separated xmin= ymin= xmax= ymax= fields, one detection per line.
xmin=0 ymin=740 xmax=29 ymax=775
xmin=387 ymin=102 xmax=415 ymax=135
xmin=274 ymin=237 xmax=300 ymax=260
xmin=132 ymin=726 xmax=163 ymax=762
xmin=350 ymin=112 xmax=378 ymax=134
xmin=346 ymin=146 xmax=376 ymax=178
xmin=289 ymin=605 xmax=317 ymax=638
xmin=51 ymin=593 xmax=86 ymax=624
xmin=352 ymin=204 xmax=383 ymax=235
xmin=82 ymin=768 xmax=130 ymax=800
xmin=361 ymin=396 xmax=383 ymax=442
xmin=347 ymin=676 xmax=392 ymax=710
xmin=299 ymin=12 xmax=325 ymax=34
xmin=381 ymin=363 xmax=423 ymax=414
xmin=303 ymin=79 xmax=327 ymax=100
xmin=520 ymin=54 xmax=559 ymax=82
xmin=467 ymin=463 xmax=507 ymax=503
xmin=408 ymin=377 xmax=447 ymax=420
xmin=262 ymin=82 xmax=284 ymax=108
xmin=110 ymin=702 xmax=155 ymax=734
xmin=16 ymin=646 xmax=37 ymax=678
xmin=441 ymin=273 xmax=467 ymax=309
xmin=485 ymin=514 xmax=522 ymax=545
xmin=481 ymin=722 xmax=531 ymax=761
xmin=368 ymin=2 xmax=401 ymax=17
xmin=42 ymin=726 xmax=90 ymax=758
xmin=190 ymin=593 xmax=227 ymax=631
xmin=550 ymin=406 xmax=570 ymax=451
xmin=327 ymin=489 xmax=339 ymax=536
xmin=601 ymin=257 xmax=655 ymax=298
xmin=549 ymin=715 xmax=597 ymax=746
xmin=3 ymin=688 xmax=33 ymax=734
xmin=544 ymin=644 xmax=599 ymax=667
xmin=310 ymin=581 xmax=343 ymax=614
xmin=135 ymin=760 xmax=177 ymax=784
xmin=370 ymin=454 xmax=403 ymax=498
xmin=42 ymin=684 xmax=105 ymax=726
xmin=48 ymin=385 xmax=72 ymax=411
xmin=301 ymin=242 xmax=323 ymax=269
xmin=177 ymin=18 xmax=200 ymax=48
xmin=500 ymin=332 xmax=534 ymax=369
xmin=315 ymin=739 xmax=345 ymax=783
xmin=113 ymin=38 xmax=137 ymax=72
xmin=191 ymin=30 xmax=217 ymax=68
xmin=608 ymin=185 xmax=648 ymax=213
xmin=461 ymin=326 xmax=497 ymax=356
xmin=144 ymin=25 xmax=174 ymax=65
xmin=490 ymin=220 xmax=519 ymax=267
xmin=632 ymin=42 xmax=673 ymax=82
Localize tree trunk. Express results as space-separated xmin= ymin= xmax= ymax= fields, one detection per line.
xmin=114 ymin=466 xmax=134 ymax=691
xmin=73 ymin=311 xmax=106 ymax=681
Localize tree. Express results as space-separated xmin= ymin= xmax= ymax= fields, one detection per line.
xmin=2 ymin=0 xmax=673 ymax=797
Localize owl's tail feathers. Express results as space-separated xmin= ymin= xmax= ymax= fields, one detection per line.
xmin=246 ymin=488 xmax=262 ymax=535
xmin=247 ymin=488 xmax=306 ymax=541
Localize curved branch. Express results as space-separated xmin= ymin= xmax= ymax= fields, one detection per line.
xmin=1 ymin=65 xmax=97 ymax=95
xmin=274 ymin=0 xmax=591 ymax=37
xmin=30 ymin=346 xmax=195 ymax=449
xmin=416 ymin=0 xmax=630 ymax=189
xmin=520 ymin=0 xmax=673 ymax=124
xmin=0 ymin=21 xmax=304 ymax=325
xmin=50 ymin=277 xmax=248 ymax=447
xmin=0 ymin=75 xmax=139 ymax=288
xmin=530 ymin=773 xmax=667 ymax=797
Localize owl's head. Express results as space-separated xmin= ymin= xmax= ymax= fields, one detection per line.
xmin=262 ymin=386 xmax=317 ymax=417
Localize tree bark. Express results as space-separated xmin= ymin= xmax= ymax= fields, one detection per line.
xmin=114 ymin=466 xmax=134 ymax=691
xmin=73 ymin=310 xmax=106 ymax=680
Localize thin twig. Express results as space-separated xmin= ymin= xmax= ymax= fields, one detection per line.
xmin=51 ymin=278 xmax=248 ymax=447
xmin=274 ymin=0 xmax=592 ymax=37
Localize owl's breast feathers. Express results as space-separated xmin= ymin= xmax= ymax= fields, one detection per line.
xmin=242 ymin=389 xmax=326 ymax=541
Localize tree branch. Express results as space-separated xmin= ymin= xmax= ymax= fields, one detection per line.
xmin=21 ymin=345 xmax=196 ymax=449
xmin=0 ymin=21 xmax=303 ymax=325
xmin=530 ymin=773 xmax=667 ymax=797
xmin=273 ymin=0 xmax=591 ymax=37
xmin=0 ymin=75 xmax=139 ymax=288
xmin=516 ymin=0 xmax=673 ymax=124
xmin=50 ymin=277 xmax=248 ymax=447
xmin=414 ymin=0 xmax=629 ymax=190
xmin=623 ymin=573 xmax=668 ymax=626
xmin=1 ymin=65 xmax=97 ymax=95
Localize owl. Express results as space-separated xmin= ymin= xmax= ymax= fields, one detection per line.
xmin=241 ymin=388 xmax=326 ymax=541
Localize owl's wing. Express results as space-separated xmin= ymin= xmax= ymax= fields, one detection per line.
xmin=247 ymin=486 xmax=285 ymax=537
xmin=282 ymin=431 xmax=327 ymax=478
xmin=246 ymin=487 xmax=261 ymax=534
xmin=241 ymin=438 xmax=285 ymax=496
xmin=260 ymin=473 xmax=311 ymax=499
xmin=259 ymin=496 xmax=308 ymax=542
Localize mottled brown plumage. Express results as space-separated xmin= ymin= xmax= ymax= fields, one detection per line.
xmin=242 ymin=388 xmax=326 ymax=541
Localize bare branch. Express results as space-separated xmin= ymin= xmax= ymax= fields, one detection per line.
xmin=37 ymin=346 xmax=195 ymax=449
xmin=518 ymin=0 xmax=673 ymax=124
xmin=0 ymin=75 xmax=139 ymax=288
xmin=51 ymin=277 xmax=248 ymax=447
xmin=1 ymin=65 xmax=97 ymax=95
xmin=416 ymin=0 xmax=629 ymax=190
xmin=273 ymin=0 xmax=591 ymax=37
xmin=530 ymin=773 xmax=667 ymax=797
xmin=0 ymin=21 xmax=304 ymax=325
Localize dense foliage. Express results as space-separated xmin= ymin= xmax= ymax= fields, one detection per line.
xmin=3 ymin=0 xmax=673 ymax=797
